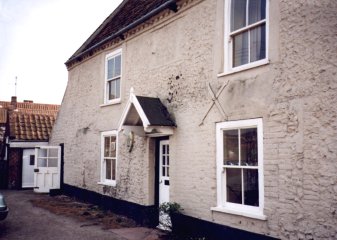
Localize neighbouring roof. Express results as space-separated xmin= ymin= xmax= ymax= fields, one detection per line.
xmin=0 ymin=109 xmax=7 ymax=124
xmin=9 ymin=112 xmax=56 ymax=141
xmin=66 ymin=0 xmax=177 ymax=66
xmin=0 ymin=101 xmax=59 ymax=116
xmin=0 ymin=100 xmax=59 ymax=141
xmin=136 ymin=96 xmax=176 ymax=126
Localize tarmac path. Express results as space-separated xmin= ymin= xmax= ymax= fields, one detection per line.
xmin=0 ymin=190 xmax=128 ymax=240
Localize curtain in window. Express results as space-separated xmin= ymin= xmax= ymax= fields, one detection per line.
xmin=233 ymin=32 xmax=249 ymax=67
xmin=250 ymin=24 xmax=266 ymax=62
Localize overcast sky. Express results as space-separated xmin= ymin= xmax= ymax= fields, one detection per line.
xmin=0 ymin=0 xmax=123 ymax=104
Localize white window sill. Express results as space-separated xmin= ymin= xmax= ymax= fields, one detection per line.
xmin=100 ymin=99 xmax=121 ymax=107
xmin=97 ymin=181 xmax=116 ymax=187
xmin=218 ymin=59 xmax=270 ymax=77
xmin=211 ymin=206 xmax=267 ymax=221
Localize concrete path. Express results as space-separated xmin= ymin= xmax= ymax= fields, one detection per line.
xmin=0 ymin=190 xmax=166 ymax=240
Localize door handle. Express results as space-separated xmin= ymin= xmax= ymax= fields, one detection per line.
xmin=159 ymin=180 xmax=162 ymax=184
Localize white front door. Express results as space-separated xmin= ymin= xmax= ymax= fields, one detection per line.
xmin=22 ymin=149 xmax=35 ymax=188
xmin=34 ymin=146 xmax=61 ymax=193
xmin=159 ymin=140 xmax=170 ymax=205
xmin=158 ymin=140 xmax=171 ymax=230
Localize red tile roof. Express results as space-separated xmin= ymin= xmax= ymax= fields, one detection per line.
xmin=67 ymin=0 xmax=176 ymax=66
xmin=0 ymin=100 xmax=59 ymax=141
xmin=9 ymin=112 xmax=56 ymax=141
xmin=0 ymin=109 xmax=7 ymax=124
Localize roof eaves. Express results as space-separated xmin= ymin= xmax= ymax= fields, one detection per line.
xmin=69 ymin=0 xmax=129 ymax=60
xmin=65 ymin=0 xmax=178 ymax=67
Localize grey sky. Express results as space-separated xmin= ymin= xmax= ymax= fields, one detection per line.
xmin=0 ymin=0 xmax=122 ymax=104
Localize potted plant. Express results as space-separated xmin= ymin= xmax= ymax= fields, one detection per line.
xmin=159 ymin=202 xmax=182 ymax=231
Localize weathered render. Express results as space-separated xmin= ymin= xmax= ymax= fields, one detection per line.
xmin=50 ymin=0 xmax=337 ymax=239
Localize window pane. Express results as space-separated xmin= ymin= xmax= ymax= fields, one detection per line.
xmin=240 ymin=128 xmax=258 ymax=166
xmin=248 ymin=0 xmax=266 ymax=25
xmin=108 ymin=80 xmax=116 ymax=100
xmin=231 ymin=0 xmax=247 ymax=31
xmin=107 ymin=58 xmax=114 ymax=79
xmin=115 ymin=78 xmax=120 ymax=99
xmin=110 ymin=136 xmax=116 ymax=157
xmin=167 ymin=156 xmax=169 ymax=165
xmin=162 ymin=167 xmax=165 ymax=177
xmin=111 ymin=159 xmax=116 ymax=180
xmin=106 ymin=159 xmax=112 ymax=180
xmin=48 ymin=158 xmax=58 ymax=167
xmin=250 ymin=24 xmax=266 ymax=62
xmin=167 ymin=167 xmax=169 ymax=177
xmin=37 ymin=158 xmax=47 ymax=167
xmin=223 ymin=129 xmax=239 ymax=165
xmin=104 ymin=137 xmax=110 ymax=157
xmin=38 ymin=149 xmax=47 ymax=158
xmin=114 ymin=55 xmax=121 ymax=77
xmin=226 ymin=168 xmax=242 ymax=204
xmin=243 ymin=169 xmax=259 ymax=206
xmin=49 ymin=148 xmax=58 ymax=158
xmin=233 ymin=31 xmax=249 ymax=67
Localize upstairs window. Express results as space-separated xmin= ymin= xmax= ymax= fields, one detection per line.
xmin=105 ymin=49 xmax=122 ymax=104
xmin=225 ymin=0 xmax=268 ymax=73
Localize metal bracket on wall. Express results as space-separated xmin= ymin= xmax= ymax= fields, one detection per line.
xmin=199 ymin=81 xmax=229 ymax=126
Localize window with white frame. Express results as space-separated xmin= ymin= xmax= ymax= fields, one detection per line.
xmin=224 ymin=0 xmax=268 ymax=72
xmin=213 ymin=118 xmax=265 ymax=220
xmin=100 ymin=131 xmax=117 ymax=185
xmin=105 ymin=49 xmax=122 ymax=104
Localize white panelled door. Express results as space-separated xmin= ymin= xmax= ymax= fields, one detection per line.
xmin=158 ymin=140 xmax=171 ymax=230
xmin=22 ymin=149 xmax=35 ymax=188
xmin=159 ymin=140 xmax=170 ymax=205
xmin=34 ymin=146 xmax=61 ymax=193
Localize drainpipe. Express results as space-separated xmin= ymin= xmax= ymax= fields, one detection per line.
xmin=66 ymin=0 xmax=178 ymax=65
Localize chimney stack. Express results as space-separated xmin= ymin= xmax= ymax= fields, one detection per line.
xmin=10 ymin=96 xmax=17 ymax=110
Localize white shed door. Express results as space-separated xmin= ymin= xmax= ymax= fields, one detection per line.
xmin=22 ymin=149 xmax=35 ymax=188
xmin=34 ymin=146 xmax=61 ymax=193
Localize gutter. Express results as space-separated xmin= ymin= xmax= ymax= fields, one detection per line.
xmin=65 ymin=0 xmax=178 ymax=66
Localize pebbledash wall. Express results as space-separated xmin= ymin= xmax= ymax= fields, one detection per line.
xmin=50 ymin=0 xmax=337 ymax=239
